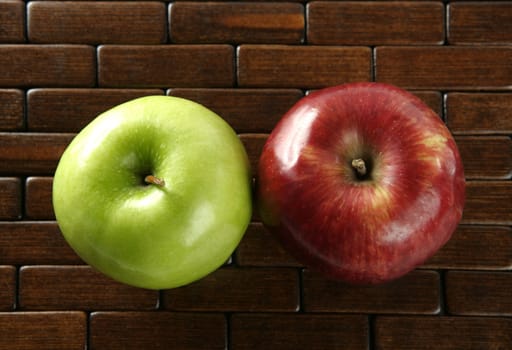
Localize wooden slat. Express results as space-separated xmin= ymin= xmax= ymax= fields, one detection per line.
xmin=237 ymin=45 xmax=371 ymax=88
xmin=25 ymin=176 xmax=54 ymax=220
xmin=0 ymin=89 xmax=24 ymax=131
xmin=445 ymin=271 xmax=512 ymax=316
xmin=0 ymin=266 xmax=16 ymax=311
xmin=411 ymin=91 xmax=442 ymax=117
xmin=0 ymin=177 xmax=21 ymax=220
xmin=424 ymin=225 xmax=512 ymax=270
xmin=168 ymin=88 xmax=303 ymax=133
xmin=239 ymin=133 xmax=268 ymax=178
xmin=303 ymin=270 xmax=440 ymax=314
xmin=236 ymin=222 xmax=301 ymax=267
xmin=231 ymin=313 xmax=369 ymax=350
xmin=98 ymin=45 xmax=235 ymax=88
xmin=27 ymin=88 xmax=164 ymax=132
xmin=163 ymin=267 xmax=299 ymax=312
xmin=448 ymin=2 xmax=512 ymax=44
xmin=170 ymin=2 xmax=304 ymax=44
xmin=462 ymin=181 xmax=512 ymax=225
xmin=446 ymin=92 xmax=512 ymax=134
xmin=90 ymin=312 xmax=227 ymax=350
xmin=376 ymin=46 xmax=512 ymax=90
xmin=455 ymin=136 xmax=512 ymax=179
xmin=28 ymin=1 xmax=167 ymax=44
xmin=0 ymin=0 xmax=25 ymax=43
xmin=0 ymin=222 xmax=82 ymax=265
xmin=236 ymin=222 xmax=300 ymax=267
xmin=18 ymin=265 xmax=158 ymax=311
xmin=0 ymin=133 xmax=73 ymax=175
xmin=375 ymin=316 xmax=512 ymax=350
xmin=0 ymin=45 xmax=95 ymax=88
xmin=0 ymin=311 xmax=87 ymax=350
xmin=307 ymin=1 xmax=444 ymax=45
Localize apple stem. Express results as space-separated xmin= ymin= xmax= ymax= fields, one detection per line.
xmin=351 ymin=158 xmax=367 ymax=177
xmin=144 ymin=175 xmax=165 ymax=187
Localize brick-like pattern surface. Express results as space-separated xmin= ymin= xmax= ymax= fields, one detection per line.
xmin=303 ymin=270 xmax=441 ymax=314
xmin=0 ymin=0 xmax=25 ymax=43
xmin=375 ymin=316 xmax=512 ymax=349
xmin=238 ymin=45 xmax=371 ymax=88
xmin=0 ymin=89 xmax=24 ymax=131
xmin=375 ymin=46 xmax=512 ymax=90
xmin=27 ymin=88 xmax=165 ymax=132
xmin=307 ymin=1 xmax=445 ymax=45
xmin=1 ymin=2 xmax=511 ymax=349
xmin=28 ymin=1 xmax=167 ymax=44
xmin=448 ymin=2 xmax=512 ymax=44
xmin=170 ymin=2 xmax=304 ymax=44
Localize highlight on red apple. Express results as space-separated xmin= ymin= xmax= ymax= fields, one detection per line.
xmin=257 ymin=82 xmax=465 ymax=285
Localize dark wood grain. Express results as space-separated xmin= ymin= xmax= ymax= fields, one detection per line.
xmin=307 ymin=1 xmax=444 ymax=45
xmin=455 ymin=136 xmax=512 ymax=179
xmin=0 ymin=177 xmax=21 ymax=220
xmin=27 ymin=88 xmax=164 ymax=132
xmin=0 ymin=45 xmax=95 ymax=88
xmin=375 ymin=316 xmax=512 ymax=350
xmin=238 ymin=45 xmax=371 ymax=88
xmin=98 ymin=45 xmax=235 ymax=88
xmin=0 ymin=133 xmax=73 ymax=175
xmin=239 ymin=133 xmax=267 ymax=178
xmin=168 ymin=88 xmax=303 ymax=133
xmin=236 ymin=222 xmax=301 ymax=267
xmin=170 ymin=2 xmax=304 ymax=44
xmin=449 ymin=2 xmax=512 ymax=44
xmin=25 ymin=176 xmax=54 ymax=220
xmin=0 ymin=89 xmax=25 ymax=131
xmin=0 ymin=222 xmax=82 ymax=265
xmin=424 ymin=225 xmax=512 ymax=270
xmin=376 ymin=46 xmax=512 ymax=90
xmin=446 ymin=92 xmax=512 ymax=134
xmin=163 ymin=267 xmax=299 ymax=312
xmin=0 ymin=265 xmax=16 ymax=311
xmin=18 ymin=265 xmax=158 ymax=311
xmin=0 ymin=0 xmax=25 ymax=43
xmin=90 ymin=312 xmax=227 ymax=350
xmin=411 ymin=91 xmax=442 ymax=117
xmin=0 ymin=89 xmax=24 ymax=131
xmin=28 ymin=1 xmax=167 ymax=44
xmin=303 ymin=270 xmax=440 ymax=314
xmin=445 ymin=271 xmax=512 ymax=316
xmin=0 ymin=311 xmax=87 ymax=350
xmin=462 ymin=181 xmax=512 ymax=225
xmin=231 ymin=313 xmax=369 ymax=350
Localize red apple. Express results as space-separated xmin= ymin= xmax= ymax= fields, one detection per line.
xmin=257 ymin=82 xmax=465 ymax=284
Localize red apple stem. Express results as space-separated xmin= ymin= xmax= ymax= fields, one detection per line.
xmin=144 ymin=175 xmax=165 ymax=187
xmin=351 ymin=158 xmax=367 ymax=177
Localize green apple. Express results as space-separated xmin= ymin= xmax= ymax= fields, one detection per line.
xmin=53 ymin=96 xmax=252 ymax=290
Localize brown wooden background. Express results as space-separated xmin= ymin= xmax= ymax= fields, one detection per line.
xmin=1 ymin=1 xmax=512 ymax=349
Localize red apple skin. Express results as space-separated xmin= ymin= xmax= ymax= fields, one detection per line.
xmin=257 ymin=82 xmax=465 ymax=284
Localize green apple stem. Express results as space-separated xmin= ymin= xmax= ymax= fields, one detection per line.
xmin=351 ymin=158 xmax=367 ymax=177
xmin=144 ymin=175 xmax=165 ymax=187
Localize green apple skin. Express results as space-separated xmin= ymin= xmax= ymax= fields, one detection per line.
xmin=53 ymin=96 xmax=252 ymax=290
